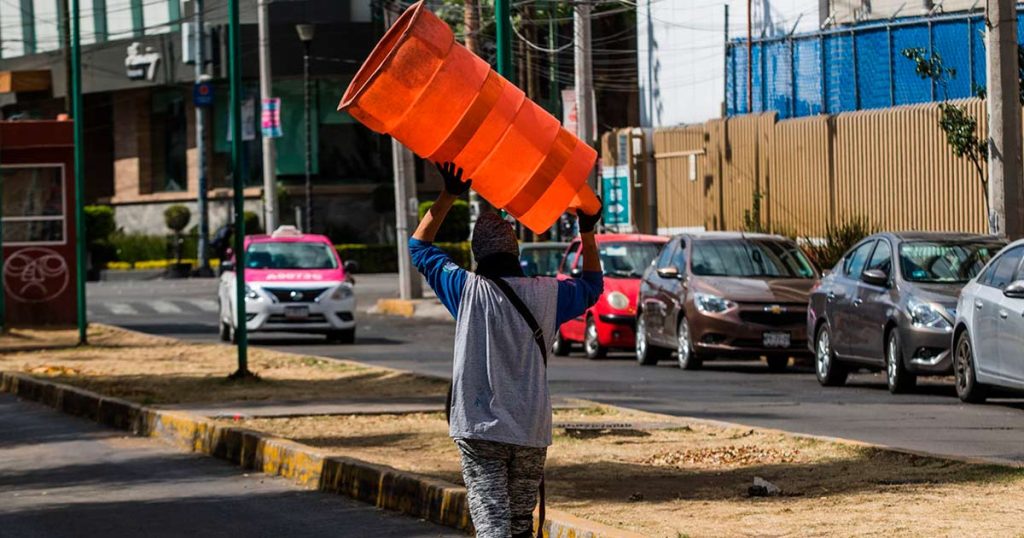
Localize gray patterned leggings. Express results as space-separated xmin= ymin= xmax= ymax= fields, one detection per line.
xmin=455 ymin=439 xmax=547 ymax=538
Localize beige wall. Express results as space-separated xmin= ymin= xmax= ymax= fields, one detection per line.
xmin=831 ymin=0 xmax=979 ymax=24
xmin=653 ymin=99 xmax=991 ymax=237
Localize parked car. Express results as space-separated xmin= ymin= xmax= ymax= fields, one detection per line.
xmin=635 ymin=232 xmax=818 ymax=371
xmin=808 ymin=232 xmax=1005 ymax=392
xmin=953 ymin=238 xmax=1024 ymax=403
xmin=520 ymin=242 xmax=569 ymax=277
xmin=553 ymin=234 xmax=667 ymax=359
xmin=218 ymin=226 xmax=357 ymax=343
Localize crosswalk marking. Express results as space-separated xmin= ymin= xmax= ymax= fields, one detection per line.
xmin=106 ymin=303 xmax=139 ymax=315
xmin=151 ymin=300 xmax=183 ymax=314
xmin=189 ymin=299 xmax=219 ymax=312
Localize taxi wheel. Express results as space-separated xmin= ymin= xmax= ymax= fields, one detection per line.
xmin=326 ymin=328 xmax=356 ymax=345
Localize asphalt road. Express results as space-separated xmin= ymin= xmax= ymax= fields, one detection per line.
xmin=87 ymin=275 xmax=1024 ymax=465
xmin=0 ymin=393 xmax=460 ymax=538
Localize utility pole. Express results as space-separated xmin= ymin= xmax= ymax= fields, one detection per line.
xmin=747 ymin=0 xmax=753 ymax=112
xmin=59 ymin=0 xmax=71 ymax=113
xmin=257 ymin=0 xmax=278 ymax=232
xmin=986 ymin=0 xmax=1024 ymax=238
xmin=227 ymin=0 xmax=251 ymax=378
xmin=574 ymin=0 xmax=596 ymax=188
xmin=548 ymin=0 xmax=560 ymax=117
xmin=464 ymin=0 xmax=483 ymax=237
xmin=297 ymin=24 xmax=315 ymax=232
xmin=194 ymin=0 xmax=211 ymax=275
xmin=723 ymin=4 xmax=729 ymax=116
xmin=496 ymin=0 xmax=512 ymax=79
xmin=69 ymin=0 xmax=87 ymax=345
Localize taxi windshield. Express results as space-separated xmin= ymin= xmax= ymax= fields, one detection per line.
xmin=246 ymin=241 xmax=338 ymax=270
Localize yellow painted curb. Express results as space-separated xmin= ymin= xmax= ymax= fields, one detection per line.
xmin=374 ymin=298 xmax=417 ymax=318
xmin=0 ymin=371 xmax=640 ymax=538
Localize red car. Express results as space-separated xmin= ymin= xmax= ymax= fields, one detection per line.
xmin=553 ymin=234 xmax=668 ymax=358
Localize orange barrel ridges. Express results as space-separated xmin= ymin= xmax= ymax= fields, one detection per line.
xmin=338 ymin=1 xmax=600 ymax=234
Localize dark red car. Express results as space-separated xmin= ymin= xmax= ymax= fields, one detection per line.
xmin=553 ymin=234 xmax=668 ymax=359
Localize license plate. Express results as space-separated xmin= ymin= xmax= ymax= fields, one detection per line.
xmin=284 ymin=306 xmax=309 ymax=320
xmin=763 ymin=331 xmax=791 ymax=348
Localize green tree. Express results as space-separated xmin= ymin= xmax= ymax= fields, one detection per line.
xmin=164 ymin=205 xmax=191 ymax=264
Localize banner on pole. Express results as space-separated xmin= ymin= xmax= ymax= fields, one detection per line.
xmin=261 ymin=97 xmax=282 ymax=138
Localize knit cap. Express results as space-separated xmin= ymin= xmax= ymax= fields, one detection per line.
xmin=471 ymin=212 xmax=520 ymax=261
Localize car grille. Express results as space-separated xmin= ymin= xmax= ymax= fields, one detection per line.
xmin=739 ymin=309 xmax=806 ymax=327
xmin=264 ymin=287 xmax=329 ymax=303
xmin=268 ymin=313 xmax=327 ymax=323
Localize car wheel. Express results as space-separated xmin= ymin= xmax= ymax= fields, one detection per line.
xmin=552 ymin=329 xmax=571 ymax=357
xmin=584 ymin=316 xmax=607 ymax=360
xmin=886 ymin=330 xmax=917 ymax=394
xmin=635 ymin=315 xmax=667 ymax=366
xmin=326 ymin=328 xmax=356 ymax=345
xmin=815 ymin=324 xmax=847 ymax=386
xmin=766 ymin=355 xmax=789 ymax=372
xmin=676 ymin=317 xmax=703 ymax=370
xmin=954 ymin=330 xmax=988 ymax=403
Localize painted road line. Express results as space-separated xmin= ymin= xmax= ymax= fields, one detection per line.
xmin=151 ymin=301 xmax=184 ymax=314
xmin=189 ymin=299 xmax=219 ymax=312
xmin=106 ymin=303 xmax=139 ymax=316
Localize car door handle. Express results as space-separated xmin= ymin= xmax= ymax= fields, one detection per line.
xmin=975 ymin=300 xmax=984 ymax=310
xmin=827 ymin=292 xmax=836 ymax=301
xmin=1000 ymin=310 xmax=1009 ymax=319
xmin=853 ymin=298 xmax=863 ymax=306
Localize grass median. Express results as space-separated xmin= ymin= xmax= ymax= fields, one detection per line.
xmin=0 ymin=325 xmax=447 ymax=405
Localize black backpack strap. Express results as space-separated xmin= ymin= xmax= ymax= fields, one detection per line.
xmin=486 ymin=276 xmax=548 ymax=365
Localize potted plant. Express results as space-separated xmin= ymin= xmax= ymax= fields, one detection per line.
xmin=164 ymin=204 xmax=193 ymax=278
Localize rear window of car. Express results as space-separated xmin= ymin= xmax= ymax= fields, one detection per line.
xmin=246 ymin=241 xmax=338 ymax=269
xmin=692 ymin=239 xmax=816 ymax=279
xmin=520 ymin=247 xmax=566 ymax=277
xmin=899 ymin=241 xmax=1002 ymax=283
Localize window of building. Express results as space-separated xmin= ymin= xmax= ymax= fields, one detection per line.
xmin=1 ymin=165 xmax=65 ymax=245
xmin=150 ymin=89 xmax=188 ymax=192
xmin=0 ymin=0 xmax=25 ymax=57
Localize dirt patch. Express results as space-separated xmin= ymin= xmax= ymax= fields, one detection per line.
xmin=0 ymin=324 xmax=446 ymax=405
xmin=234 ymin=407 xmax=1024 ymax=538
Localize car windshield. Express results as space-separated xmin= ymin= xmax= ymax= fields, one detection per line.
xmin=691 ymin=239 xmax=817 ymax=278
xmin=520 ymin=246 xmax=566 ymax=277
xmin=899 ymin=241 xmax=1002 ymax=283
xmin=246 ymin=241 xmax=338 ymax=270
xmin=599 ymin=242 xmax=663 ymax=278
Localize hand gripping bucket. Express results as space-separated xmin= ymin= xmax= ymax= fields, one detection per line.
xmin=338 ymin=1 xmax=601 ymax=234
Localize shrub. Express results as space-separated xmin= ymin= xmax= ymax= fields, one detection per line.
xmin=336 ymin=242 xmax=471 ymax=274
xmin=84 ymin=205 xmax=117 ymax=272
xmin=801 ymin=216 xmax=877 ymax=271
xmin=110 ymin=232 xmax=168 ymax=264
xmin=418 ymin=199 xmax=470 ymax=242
xmin=164 ymin=205 xmax=191 ymax=233
xmin=243 ymin=211 xmax=263 ymax=235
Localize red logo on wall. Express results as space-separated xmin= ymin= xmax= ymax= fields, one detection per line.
xmin=3 ymin=247 xmax=70 ymax=303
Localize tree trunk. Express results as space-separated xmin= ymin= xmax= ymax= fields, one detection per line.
xmin=463 ymin=0 xmax=480 ymax=53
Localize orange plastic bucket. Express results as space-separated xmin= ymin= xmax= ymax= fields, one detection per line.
xmin=339 ymin=1 xmax=600 ymax=234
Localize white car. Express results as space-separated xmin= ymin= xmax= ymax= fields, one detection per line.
xmin=953 ymin=238 xmax=1024 ymax=402
xmin=218 ymin=226 xmax=357 ymax=343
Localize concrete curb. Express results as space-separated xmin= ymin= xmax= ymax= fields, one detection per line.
xmin=0 ymin=371 xmax=642 ymax=538
xmin=373 ymin=298 xmax=417 ymax=318
xmin=372 ymin=298 xmax=454 ymax=321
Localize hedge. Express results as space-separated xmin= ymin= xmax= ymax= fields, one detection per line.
xmin=337 ymin=242 xmax=471 ymax=273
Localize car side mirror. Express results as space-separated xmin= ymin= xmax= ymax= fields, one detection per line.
xmin=861 ymin=268 xmax=889 ymax=287
xmin=220 ymin=259 xmax=235 ymax=272
xmin=656 ymin=266 xmax=682 ymax=279
xmin=1004 ymin=280 xmax=1024 ymax=299
xmin=343 ymin=260 xmax=360 ymax=274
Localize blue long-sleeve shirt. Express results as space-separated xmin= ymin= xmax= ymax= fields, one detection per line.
xmin=408 ymin=238 xmax=603 ymax=325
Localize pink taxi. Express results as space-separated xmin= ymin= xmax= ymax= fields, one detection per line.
xmin=218 ymin=226 xmax=357 ymax=343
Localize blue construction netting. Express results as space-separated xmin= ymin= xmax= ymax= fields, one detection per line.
xmin=725 ymin=12 xmax=1007 ymax=119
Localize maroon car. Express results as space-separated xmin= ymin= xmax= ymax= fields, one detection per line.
xmin=635 ymin=232 xmax=819 ymax=371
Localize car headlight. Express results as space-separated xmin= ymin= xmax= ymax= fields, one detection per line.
xmin=331 ymin=283 xmax=354 ymax=301
xmin=606 ymin=291 xmax=629 ymax=310
xmin=908 ymin=298 xmax=952 ymax=331
xmin=244 ymin=285 xmax=261 ymax=301
xmin=694 ymin=292 xmax=736 ymax=314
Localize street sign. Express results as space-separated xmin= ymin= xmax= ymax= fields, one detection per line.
xmin=601 ymin=165 xmax=631 ymax=230
xmin=193 ymin=81 xmax=214 ymax=108
xmin=261 ymin=97 xmax=282 ymax=138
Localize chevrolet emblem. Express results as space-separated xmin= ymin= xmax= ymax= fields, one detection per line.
xmin=764 ymin=305 xmax=786 ymax=314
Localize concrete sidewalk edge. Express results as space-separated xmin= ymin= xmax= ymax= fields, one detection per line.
xmin=0 ymin=371 xmax=644 ymax=538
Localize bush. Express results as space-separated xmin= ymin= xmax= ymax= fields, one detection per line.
xmin=418 ymin=199 xmax=470 ymax=242
xmin=164 ymin=205 xmax=191 ymax=233
xmin=110 ymin=232 xmax=168 ymax=265
xmin=243 ymin=211 xmax=263 ymax=235
xmin=336 ymin=242 xmax=471 ymax=274
xmin=801 ymin=216 xmax=877 ymax=271
xmin=84 ymin=205 xmax=117 ymax=271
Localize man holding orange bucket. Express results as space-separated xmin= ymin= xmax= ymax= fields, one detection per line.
xmin=410 ymin=163 xmax=603 ymax=538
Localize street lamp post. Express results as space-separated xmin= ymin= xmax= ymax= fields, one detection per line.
xmin=296 ymin=24 xmax=315 ymax=233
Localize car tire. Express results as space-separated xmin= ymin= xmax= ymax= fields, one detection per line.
xmin=676 ymin=317 xmax=703 ymax=370
xmin=886 ymin=330 xmax=917 ymax=394
xmin=584 ymin=316 xmax=607 ymax=360
xmin=766 ymin=355 xmax=789 ymax=372
xmin=635 ymin=315 xmax=667 ymax=366
xmin=815 ymin=324 xmax=848 ymax=386
xmin=552 ymin=329 xmax=571 ymax=357
xmin=326 ymin=328 xmax=356 ymax=345
xmin=954 ymin=330 xmax=988 ymax=404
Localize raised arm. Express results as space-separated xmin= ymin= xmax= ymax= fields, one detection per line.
xmin=413 ymin=162 xmax=472 ymax=242
xmin=555 ymin=201 xmax=605 ymax=325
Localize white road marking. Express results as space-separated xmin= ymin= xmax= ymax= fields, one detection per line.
xmin=150 ymin=300 xmax=183 ymax=314
xmin=189 ymin=299 xmax=219 ymax=312
xmin=106 ymin=303 xmax=138 ymax=316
